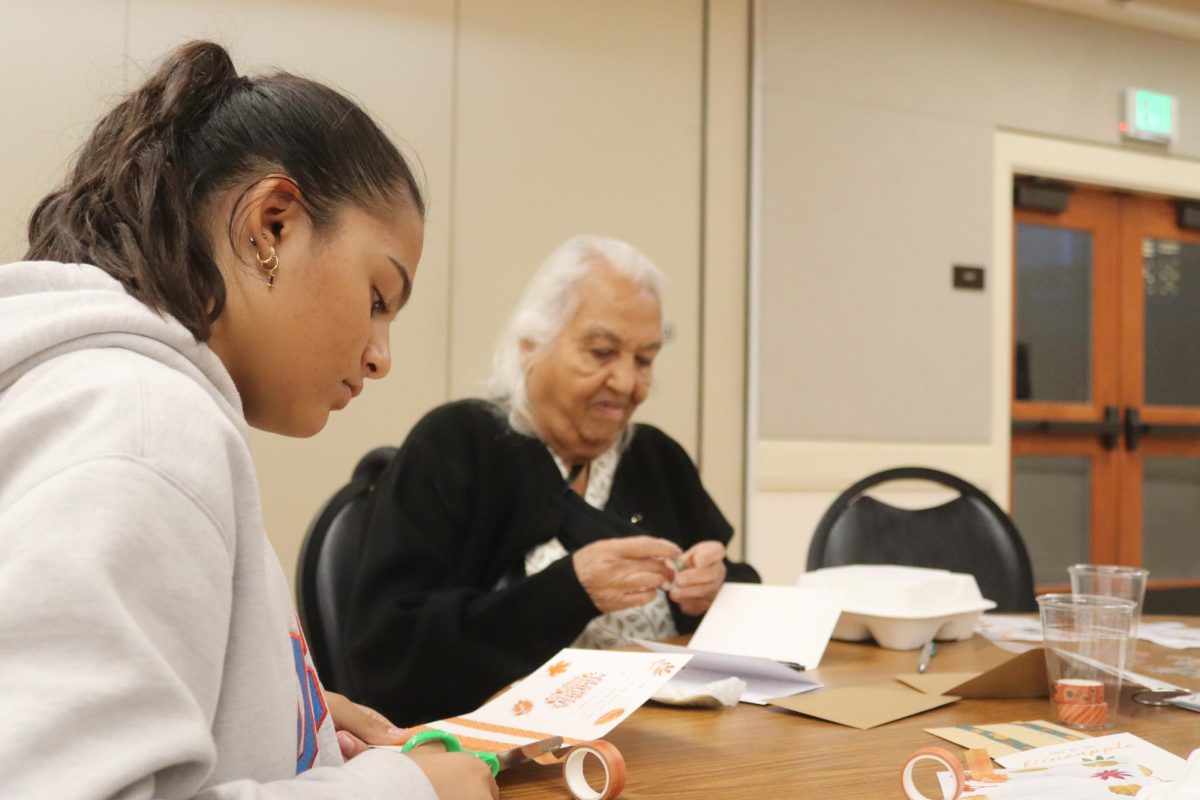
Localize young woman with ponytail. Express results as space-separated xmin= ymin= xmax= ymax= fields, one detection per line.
xmin=0 ymin=41 xmax=496 ymax=800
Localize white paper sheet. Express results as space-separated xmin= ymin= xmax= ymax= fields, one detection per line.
xmin=1168 ymin=691 xmax=1200 ymax=712
xmin=1055 ymin=649 xmax=1190 ymax=694
xmin=976 ymin=614 xmax=1046 ymax=642
xmin=1139 ymin=621 xmax=1200 ymax=650
xmin=634 ymin=638 xmax=822 ymax=704
xmin=979 ymin=617 xmax=1200 ymax=650
xmin=685 ymin=584 xmax=845 ymax=669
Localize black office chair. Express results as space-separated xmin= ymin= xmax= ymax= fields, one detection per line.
xmin=296 ymin=446 xmax=397 ymax=693
xmin=806 ymin=466 xmax=1037 ymax=612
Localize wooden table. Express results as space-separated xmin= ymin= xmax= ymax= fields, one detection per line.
xmin=497 ymin=617 xmax=1200 ymax=798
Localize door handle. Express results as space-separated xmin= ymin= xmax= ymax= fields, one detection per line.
xmin=1126 ymin=407 xmax=1142 ymax=452
xmin=1011 ymin=405 xmax=1121 ymax=450
xmin=1125 ymin=406 xmax=1200 ymax=451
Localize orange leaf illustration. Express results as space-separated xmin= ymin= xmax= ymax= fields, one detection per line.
xmin=594 ymin=708 xmax=624 ymax=726
xmin=650 ymin=659 xmax=675 ymax=676
xmin=512 ymin=699 xmax=534 ymax=716
xmin=547 ymin=660 xmax=570 ymax=677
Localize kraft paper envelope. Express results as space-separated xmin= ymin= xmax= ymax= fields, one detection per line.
xmin=769 ymin=686 xmax=959 ymax=730
xmin=895 ymin=647 xmax=1047 ymax=698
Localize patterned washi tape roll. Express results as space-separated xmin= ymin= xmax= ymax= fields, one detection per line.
xmin=562 ymin=740 xmax=626 ymax=800
xmin=900 ymin=746 xmax=965 ymax=800
xmin=1054 ymin=678 xmax=1105 ymax=705
xmin=1056 ymin=702 xmax=1109 ymax=727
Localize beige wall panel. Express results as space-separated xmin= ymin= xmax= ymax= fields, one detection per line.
xmin=451 ymin=0 xmax=705 ymax=457
xmin=702 ymin=0 xmax=752 ymax=549
xmin=0 ymin=1 xmax=127 ymax=261
xmin=762 ymin=0 xmax=1200 ymax=155
xmin=755 ymin=0 xmax=1200 ymax=445
xmin=127 ymin=0 xmax=456 ymax=587
xmin=758 ymin=94 xmax=993 ymax=442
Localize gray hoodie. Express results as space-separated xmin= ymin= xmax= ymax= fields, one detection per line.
xmin=0 ymin=261 xmax=437 ymax=800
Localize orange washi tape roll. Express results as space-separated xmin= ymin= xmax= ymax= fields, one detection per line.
xmin=1054 ymin=679 xmax=1104 ymax=705
xmin=562 ymin=740 xmax=626 ymax=800
xmin=901 ymin=746 xmax=965 ymax=800
xmin=1056 ymin=702 xmax=1109 ymax=726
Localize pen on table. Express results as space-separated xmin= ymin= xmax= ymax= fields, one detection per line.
xmin=778 ymin=661 xmax=806 ymax=672
xmin=917 ymin=640 xmax=938 ymax=674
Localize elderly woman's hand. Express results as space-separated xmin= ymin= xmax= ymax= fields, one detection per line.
xmin=668 ymin=540 xmax=727 ymax=616
xmin=572 ymin=535 xmax=681 ymax=613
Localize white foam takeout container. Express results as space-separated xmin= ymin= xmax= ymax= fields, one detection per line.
xmin=796 ymin=565 xmax=997 ymax=650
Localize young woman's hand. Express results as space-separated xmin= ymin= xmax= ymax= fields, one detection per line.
xmin=405 ymin=749 xmax=500 ymax=800
xmin=326 ymin=692 xmax=497 ymax=797
xmin=325 ymin=691 xmax=409 ymax=759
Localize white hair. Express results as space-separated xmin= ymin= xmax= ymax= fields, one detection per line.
xmin=486 ymin=234 xmax=666 ymax=436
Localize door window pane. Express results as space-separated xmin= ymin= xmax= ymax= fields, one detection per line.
xmin=1015 ymin=225 xmax=1093 ymax=404
xmin=1142 ymin=457 xmax=1200 ymax=581
xmin=1144 ymin=239 xmax=1200 ymax=406
xmin=1013 ymin=455 xmax=1091 ymax=586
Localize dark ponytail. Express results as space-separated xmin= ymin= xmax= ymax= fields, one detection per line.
xmin=25 ymin=41 xmax=424 ymax=341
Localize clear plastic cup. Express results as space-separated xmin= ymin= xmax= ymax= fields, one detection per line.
xmin=1068 ymin=564 xmax=1149 ymax=652
xmin=1037 ymin=593 xmax=1136 ymax=730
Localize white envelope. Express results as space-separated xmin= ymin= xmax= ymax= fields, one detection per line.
xmin=686 ymin=584 xmax=845 ymax=669
xmin=635 ymin=638 xmax=822 ymax=704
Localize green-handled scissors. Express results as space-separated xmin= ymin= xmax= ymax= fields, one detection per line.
xmin=401 ymin=729 xmax=563 ymax=777
xmin=401 ymin=730 xmax=501 ymax=776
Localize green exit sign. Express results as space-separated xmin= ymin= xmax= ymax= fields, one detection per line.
xmin=1123 ymin=88 xmax=1177 ymax=145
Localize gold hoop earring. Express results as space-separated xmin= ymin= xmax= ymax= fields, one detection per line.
xmin=256 ymin=246 xmax=279 ymax=288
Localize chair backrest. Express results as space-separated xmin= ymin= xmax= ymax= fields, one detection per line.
xmin=806 ymin=466 xmax=1037 ymax=612
xmin=295 ymin=446 xmax=397 ymax=693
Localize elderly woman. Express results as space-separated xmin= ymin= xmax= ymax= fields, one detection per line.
xmin=345 ymin=235 xmax=759 ymax=725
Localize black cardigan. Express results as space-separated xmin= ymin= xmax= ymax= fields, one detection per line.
xmin=344 ymin=399 xmax=759 ymax=725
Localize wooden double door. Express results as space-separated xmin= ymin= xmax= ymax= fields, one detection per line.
xmin=1011 ymin=183 xmax=1200 ymax=593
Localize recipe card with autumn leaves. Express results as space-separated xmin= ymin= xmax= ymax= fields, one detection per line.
xmin=411 ymin=649 xmax=692 ymax=753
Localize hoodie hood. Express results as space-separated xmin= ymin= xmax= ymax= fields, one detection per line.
xmin=0 ymin=261 xmax=243 ymax=429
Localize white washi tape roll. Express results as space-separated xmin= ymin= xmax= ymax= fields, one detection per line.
xmin=900 ymin=746 xmax=965 ymax=800
xmin=562 ymin=740 xmax=626 ymax=800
